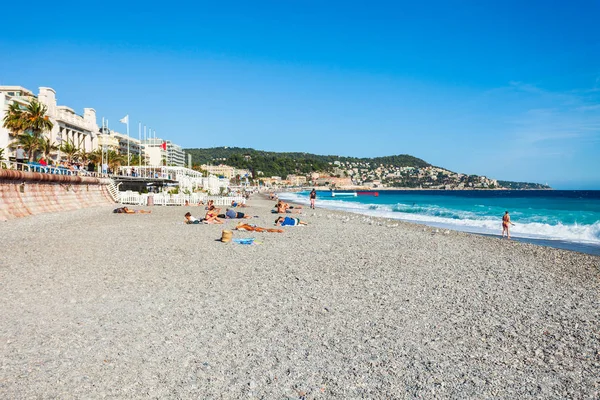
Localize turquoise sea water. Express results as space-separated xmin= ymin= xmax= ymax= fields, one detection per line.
xmin=278 ymin=190 xmax=600 ymax=255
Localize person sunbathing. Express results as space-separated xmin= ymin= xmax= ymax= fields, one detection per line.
xmin=204 ymin=210 xmax=223 ymax=224
xmin=206 ymin=200 xmax=221 ymax=213
xmin=231 ymin=200 xmax=248 ymax=208
xmin=114 ymin=207 xmax=152 ymax=214
xmin=235 ymin=222 xmax=284 ymax=233
xmin=275 ymin=216 xmax=307 ymax=226
xmin=184 ymin=212 xmax=203 ymax=224
xmin=275 ymin=202 xmax=301 ymax=213
xmin=276 ymin=200 xmax=302 ymax=211
xmin=225 ymin=208 xmax=251 ymax=219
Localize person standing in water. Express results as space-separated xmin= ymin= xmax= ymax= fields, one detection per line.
xmin=502 ymin=211 xmax=515 ymax=239
xmin=309 ymin=188 xmax=317 ymax=209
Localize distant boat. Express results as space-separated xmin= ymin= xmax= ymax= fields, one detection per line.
xmin=358 ymin=191 xmax=379 ymax=197
xmin=331 ymin=190 xmax=357 ymax=197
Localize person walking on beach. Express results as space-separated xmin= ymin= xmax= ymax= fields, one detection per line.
xmin=309 ymin=188 xmax=317 ymax=209
xmin=502 ymin=211 xmax=514 ymax=239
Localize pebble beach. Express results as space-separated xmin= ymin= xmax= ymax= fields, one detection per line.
xmin=1 ymin=196 xmax=599 ymax=399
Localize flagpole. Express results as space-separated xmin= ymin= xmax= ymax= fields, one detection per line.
xmin=106 ymin=119 xmax=109 ymax=174
xmin=144 ymin=125 xmax=147 ymax=168
xmin=138 ymin=122 xmax=141 ymax=168
xmin=126 ymin=118 xmax=130 ymax=167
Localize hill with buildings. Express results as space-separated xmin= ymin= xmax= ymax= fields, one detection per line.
xmin=185 ymin=147 xmax=429 ymax=176
xmin=185 ymin=147 xmax=551 ymax=190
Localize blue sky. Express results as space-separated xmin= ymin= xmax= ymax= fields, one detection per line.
xmin=1 ymin=0 xmax=599 ymax=188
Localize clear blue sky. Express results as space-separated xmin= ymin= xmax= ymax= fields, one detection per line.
xmin=1 ymin=0 xmax=599 ymax=189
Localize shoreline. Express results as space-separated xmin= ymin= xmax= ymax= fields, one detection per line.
xmin=1 ymin=197 xmax=599 ymax=398
xmin=276 ymin=191 xmax=600 ymax=256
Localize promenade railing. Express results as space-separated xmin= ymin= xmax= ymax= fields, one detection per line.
xmin=118 ymin=191 xmax=244 ymax=207
xmin=0 ymin=160 xmax=111 ymax=178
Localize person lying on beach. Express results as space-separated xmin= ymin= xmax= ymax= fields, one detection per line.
xmin=113 ymin=207 xmax=152 ymax=214
xmin=276 ymin=200 xmax=302 ymax=210
xmin=231 ymin=200 xmax=248 ymax=208
xmin=204 ymin=210 xmax=224 ymax=224
xmin=184 ymin=212 xmax=203 ymax=224
xmin=275 ymin=203 xmax=302 ymax=214
xmin=235 ymin=222 xmax=284 ymax=233
xmin=225 ymin=208 xmax=252 ymax=219
xmin=275 ymin=216 xmax=308 ymax=226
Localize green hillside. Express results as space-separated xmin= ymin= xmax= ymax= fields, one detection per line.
xmin=497 ymin=180 xmax=551 ymax=190
xmin=184 ymin=147 xmax=430 ymax=178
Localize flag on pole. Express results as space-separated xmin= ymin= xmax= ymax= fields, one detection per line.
xmin=120 ymin=115 xmax=130 ymax=167
xmin=161 ymin=141 xmax=167 ymax=150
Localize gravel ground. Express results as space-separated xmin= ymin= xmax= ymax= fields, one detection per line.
xmin=1 ymin=197 xmax=599 ymax=399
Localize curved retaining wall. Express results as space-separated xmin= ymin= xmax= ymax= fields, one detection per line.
xmin=0 ymin=170 xmax=115 ymax=221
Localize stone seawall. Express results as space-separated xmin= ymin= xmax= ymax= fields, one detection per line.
xmin=0 ymin=170 xmax=115 ymax=221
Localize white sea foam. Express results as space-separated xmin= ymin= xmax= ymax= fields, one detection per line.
xmin=278 ymin=192 xmax=600 ymax=245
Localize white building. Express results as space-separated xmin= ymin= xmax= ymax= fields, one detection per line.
xmin=165 ymin=141 xmax=186 ymax=167
xmin=140 ymin=138 xmax=185 ymax=167
xmin=112 ymin=131 xmax=143 ymax=159
xmin=201 ymin=164 xmax=235 ymax=178
xmin=0 ymin=86 xmax=98 ymax=162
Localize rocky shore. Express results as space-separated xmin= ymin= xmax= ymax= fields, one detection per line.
xmin=1 ymin=197 xmax=599 ymax=399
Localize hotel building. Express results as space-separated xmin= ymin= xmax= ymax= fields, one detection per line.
xmin=1 ymin=86 xmax=98 ymax=161
xmin=1 ymin=84 xmax=188 ymax=169
xmin=141 ymin=138 xmax=186 ymax=167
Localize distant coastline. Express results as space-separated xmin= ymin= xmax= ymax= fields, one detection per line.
xmin=286 ymin=186 xmax=554 ymax=192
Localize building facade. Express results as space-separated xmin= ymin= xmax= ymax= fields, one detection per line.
xmin=0 ymin=86 xmax=98 ymax=162
xmin=1 ymin=84 xmax=187 ymax=169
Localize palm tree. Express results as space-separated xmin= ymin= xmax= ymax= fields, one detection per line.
xmin=13 ymin=133 xmax=41 ymax=161
xmin=39 ymin=137 xmax=58 ymax=162
xmin=3 ymin=99 xmax=54 ymax=163
xmin=23 ymin=99 xmax=53 ymax=139
xmin=88 ymin=149 xmax=103 ymax=165
xmin=77 ymin=149 xmax=92 ymax=165
xmin=106 ymin=150 xmax=125 ymax=173
xmin=128 ymin=154 xmax=142 ymax=166
xmin=59 ymin=138 xmax=79 ymax=164
xmin=2 ymin=102 xmax=25 ymax=137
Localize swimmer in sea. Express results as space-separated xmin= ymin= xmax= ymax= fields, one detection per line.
xmin=502 ymin=210 xmax=515 ymax=239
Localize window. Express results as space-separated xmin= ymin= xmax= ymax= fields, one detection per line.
xmin=7 ymin=92 xmax=15 ymax=96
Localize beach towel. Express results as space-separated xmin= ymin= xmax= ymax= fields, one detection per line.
xmin=235 ymin=223 xmax=284 ymax=233
xmin=233 ymin=238 xmax=255 ymax=245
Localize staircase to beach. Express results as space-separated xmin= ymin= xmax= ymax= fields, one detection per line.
xmin=106 ymin=179 xmax=120 ymax=203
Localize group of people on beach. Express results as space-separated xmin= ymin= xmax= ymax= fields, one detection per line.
xmin=114 ymin=188 xmax=516 ymax=243
xmin=184 ymin=199 xmax=252 ymax=224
